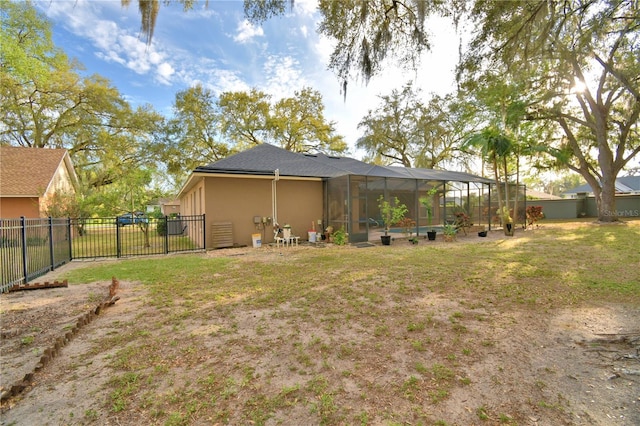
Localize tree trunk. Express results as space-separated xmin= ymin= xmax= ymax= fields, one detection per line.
xmin=511 ymin=153 xmax=520 ymax=235
xmin=492 ymin=155 xmax=504 ymax=230
xmin=598 ymin=175 xmax=618 ymax=222
xmin=502 ymin=156 xmax=512 ymax=236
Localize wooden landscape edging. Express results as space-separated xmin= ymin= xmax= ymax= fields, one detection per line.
xmin=0 ymin=277 xmax=121 ymax=407
xmin=9 ymin=280 xmax=69 ymax=292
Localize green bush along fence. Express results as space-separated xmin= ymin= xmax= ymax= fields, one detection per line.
xmin=0 ymin=215 xmax=205 ymax=292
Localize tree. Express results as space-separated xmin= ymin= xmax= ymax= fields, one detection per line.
xmin=357 ymin=83 xmax=422 ymax=167
xmin=0 ymin=1 xmax=129 ymax=153
xmin=0 ymin=0 xmax=59 ymax=82
xmin=162 ymin=85 xmax=347 ymax=185
xmin=269 ymin=87 xmax=347 ymax=154
xmin=218 ymin=88 xmax=272 ymax=149
xmin=524 ymin=172 xmax=584 ymax=197
xmin=357 ymin=83 xmax=472 ymax=168
xmin=164 ymin=85 xmax=233 ymax=184
xmin=218 ymin=86 xmax=347 ymax=154
xmin=466 ymin=127 xmax=514 ymax=235
xmin=463 ymin=73 xmax=545 ymax=234
xmin=1 ymin=1 xmax=167 ymax=212
xmin=315 ymin=0 xmax=451 ymax=86
xmin=1 ymin=1 xmax=163 ymax=174
xmin=460 ymin=0 xmax=640 ymax=222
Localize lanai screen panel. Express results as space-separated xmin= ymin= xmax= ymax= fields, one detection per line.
xmin=387 ymin=178 xmax=417 ymax=224
xmin=366 ymin=176 xmax=385 ymax=225
xmin=349 ymin=175 xmax=369 ymax=243
xmin=417 ymin=180 xmax=445 ymax=228
xmin=326 ymin=175 xmax=349 ymax=233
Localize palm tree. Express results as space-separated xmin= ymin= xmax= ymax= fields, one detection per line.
xmin=466 ymin=127 xmax=514 ymax=235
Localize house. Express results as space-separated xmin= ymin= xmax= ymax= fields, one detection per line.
xmin=526 ymin=190 xmax=562 ymax=200
xmin=161 ymin=199 xmax=180 ymax=216
xmin=563 ymin=176 xmax=640 ymax=198
xmin=177 ymin=144 xmax=498 ymax=248
xmin=0 ymin=146 xmax=79 ymax=218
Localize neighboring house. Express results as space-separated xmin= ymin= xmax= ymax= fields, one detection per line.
xmin=161 ymin=199 xmax=180 ymax=216
xmin=562 ymin=176 xmax=640 ymax=198
xmin=145 ymin=199 xmax=181 ymax=215
xmin=178 ymin=143 xmax=496 ymax=248
xmin=526 ymin=190 xmax=562 ymax=200
xmin=0 ymin=146 xmax=79 ymax=218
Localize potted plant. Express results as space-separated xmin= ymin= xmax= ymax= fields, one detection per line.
xmin=332 ymin=227 xmax=348 ymax=245
xmin=398 ymin=217 xmax=416 ymax=239
xmin=453 ymin=211 xmax=471 ymax=235
xmin=419 ymin=188 xmax=438 ymax=241
xmin=442 ymin=223 xmax=457 ymax=242
xmin=377 ymin=195 xmax=408 ymax=245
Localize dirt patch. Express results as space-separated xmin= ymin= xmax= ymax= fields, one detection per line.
xmin=1 ymin=230 xmax=639 ymax=425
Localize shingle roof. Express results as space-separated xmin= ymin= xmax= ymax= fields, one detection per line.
xmin=195 ymin=143 xmax=347 ymax=178
xmin=196 ymin=143 xmax=492 ymax=183
xmin=0 ymin=146 xmax=72 ymax=196
xmin=617 ymin=176 xmax=640 ymax=191
xmin=564 ymin=175 xmax=640 ymax=194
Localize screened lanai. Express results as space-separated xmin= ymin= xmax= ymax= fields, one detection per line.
xmin=324 ymin=168 xmax=504 ymax=243
xmin=180 ymin=143 xmax=525 ymax=247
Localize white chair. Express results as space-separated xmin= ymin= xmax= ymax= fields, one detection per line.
xmin=274 ymin=228 xmax=286 ymax=248
xmin=282 ymin=227 xmax=299 ymax=247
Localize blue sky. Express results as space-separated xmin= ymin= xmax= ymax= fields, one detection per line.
xmin=36 ymin=0 xmax=463 ymax=156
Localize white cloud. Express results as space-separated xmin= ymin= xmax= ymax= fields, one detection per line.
xmin=262 ymin=55 xmax=309 ymax=99
xmin=291 ymin=0 xmax=318 ymax=17
xmin=209 ymin=69 xmax=251 ymax=94
xmin=157 ymin=63 xmax=175 ymax=84
xmin=233 ymin=19 xmax=264 ymax=44
xmin=38 ymin=0 xmax=181 ymax=86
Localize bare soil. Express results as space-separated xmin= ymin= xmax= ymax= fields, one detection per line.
xmin=1 ymin=229 xmax=639 ymax=425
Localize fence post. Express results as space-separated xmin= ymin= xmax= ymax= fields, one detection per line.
xmin=116 ymin=218 xmax=121 ymax=258
xmin=20 ymin=216 xmax=28 ymax=283
xmin=68 ymin=218 xmax=72 ymax=259
xmin=164 ymin=215 xmax=169 ymax=254
xmin=48 ymin=217 xmax=55 ymax=271
xmin=202 ymin=214 xmax=206 ymax=250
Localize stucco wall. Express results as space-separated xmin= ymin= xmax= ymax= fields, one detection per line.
xmin=530 ymin=195 xmax=640 ymax=219
xmin=193 ymin=176 xmax=323 ymax=248
xmin=0 ymin=197 xmax=41 ymax=218
xmin=585 ymin=195 xmax=640 ymax=218
xmin=531 ymin=199 xmax=580 ymax=219
xmin=180 ymin=178 xmax=206 ymax=248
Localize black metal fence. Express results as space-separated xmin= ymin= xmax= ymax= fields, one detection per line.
xmin=0 ymin=215 xmax=205 ymax=292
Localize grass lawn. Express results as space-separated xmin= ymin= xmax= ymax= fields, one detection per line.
xmin=9 ymin=220 xmax=640 ymax=425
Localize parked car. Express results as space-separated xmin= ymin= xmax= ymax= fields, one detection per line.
xmin=116 ymin=212 xmax=148 ymax=227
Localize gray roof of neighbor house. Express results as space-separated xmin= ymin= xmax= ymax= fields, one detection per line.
xmin=194 ymin=143 xmax=493 ymax=183
xmin=563 ymin=175 xmax=640 ymax=194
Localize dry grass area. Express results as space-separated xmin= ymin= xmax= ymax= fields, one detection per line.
xmin=1 ymin=220 xmax=639 ymax=426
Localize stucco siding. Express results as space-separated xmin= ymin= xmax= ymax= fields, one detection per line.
xmin=198 ymin=176 xmax=323 ymax=248
xmin=0 ymin=197 xmax=40 ymax=218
